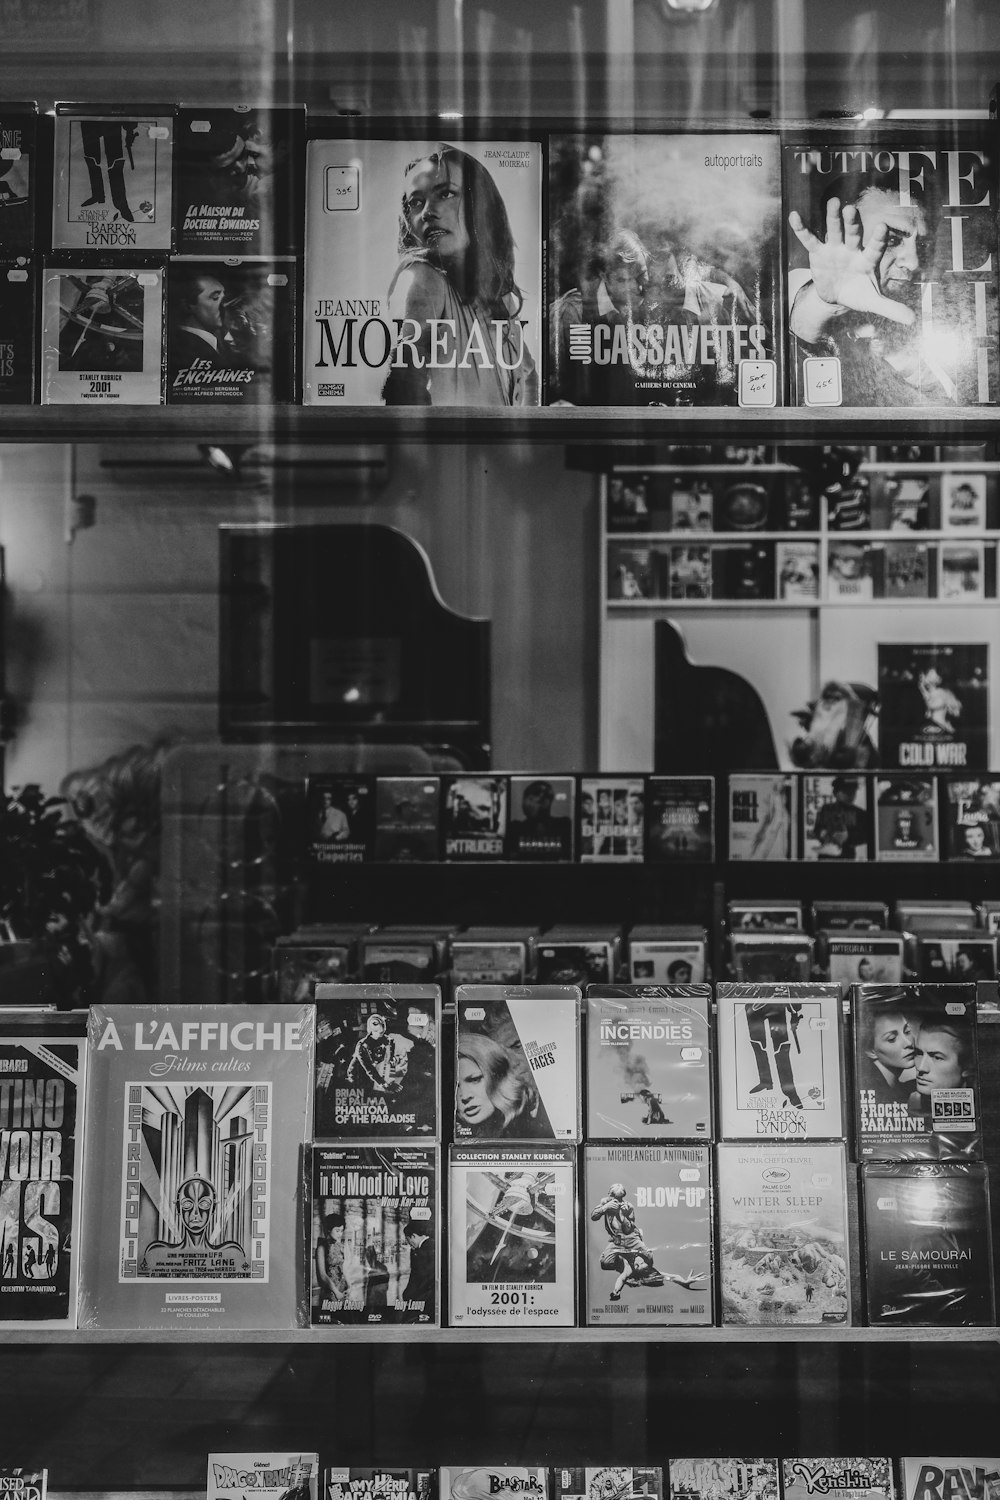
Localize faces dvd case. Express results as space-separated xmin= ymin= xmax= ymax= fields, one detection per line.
xmin=313 ymin=985 xmax=439 ymax=1139
xmin=716 ymin=983 xmax=844 ymax=1140
xmin=584 ymin=1144 xmax=712 ymax=1325
xmin=555 ymin=1470 xmax=663 ymax=1500
xmin=783 ymin=1461 xmax=894 ymax=1500
xmin=447 ymin=1143 xmax=576 ymax=1327
xmin=853 ymin=983 xmax=981 ymax=1160
xmin=821 ymin=932 xmax=904 ymax=988
xmin=174 ymin=105 xmax=304 ymax=255
xmin=627 ymin=927 xmax=707 ymax=985
xmin=900 ymin=1460 xmax=1000 ymax=1500
xmin=580 ymin=777 xmax=645 ymax=862
xmin=304 ymin=135 xmax=542 ymax=407
xmin=645 ymin=776 xmax=715 ymax=862
xmin=0 ymin=103 xmax=38 ymax=252
xmin=728 ymin=775 xmax=796 ymax=861
xmin=52 ymin=103 xmax=173 ymax=251
xmin=208 ymin=1454 xmax=319 ymax=1500
xmin=77 ymin=1004 xmax=315 ymax=1330
xmin=585 ymin=986 xmax=712 ymax=1141
xmin=802 ymin=774 xmax=870 ymax=861
xmin=943 ymin=777 xmax=1000 ymax=860
xmin=442 ymin=774 xmax=507 ymax=861
xmin=441 ymin=1473 xmax=546 ymax=1500
xmin=506 ymin=775 xmax=575 ymax=861
xmin=716 ymin=1142 xmax=851 ymax=1326
xmin=862 ymin=1161 xmax=995 ymax=1326
xmin=41 ymin=261 xmax=164 ymax=404
xmin=879 ymin=643 xmax=989 ymax=772
xmin=326 ymin=1472 xmax=435 ymax=1500
xmin=874 ymin=777 xmax=940 ymax=862
xmin=166 ymin=256 xmax=297 ymax=404
xmin=728 ymin=933 xmax=814 ymax=985
xmin=455 ymin=986 xmax=581 ymax=1143
xmin=309 ymin=1143 xmax=438 ymax=1327
xmin=0 ymin=260 xmax=36 ymax=403
xmin=373 ymin=776 xmax=441 ymax=862
xmin=668 ymin=1460 xmax=779 ymax=1500
xmin=305 ymin=775 xmax=375 ymax=866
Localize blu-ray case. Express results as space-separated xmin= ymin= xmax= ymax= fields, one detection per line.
xmin=373 ymin=777 xmax=441 ymax=862
xmin=821 ymin=933 xmax=904 ymax=988
xmin=305 ymin=775 xmax=375 ymax=866
xmin=0 ymin=103 xmax=39 ymax=253
xmin=728 ymin=775 xmax=796 ymax=861
xmin=644 ymin=776 xmax=715 ymax=862
xmin=166 ymin=256 xmax=297 ymax=404
xmin=41 ymin=259 xmax=164 ymax=404
xmin=52 ymin=102 xmax=173 ymax=251
xmin=313 ymin=984 xmax=439 ymax=1139
xmin=716 ymin=983 xmax=844 ymax=1139
xmin=0 ymin=259 xmax=36 ymax=403
xmin=585 ymin=986 xmax=712 ymax=1141
xmin=174 ymin=105 xmax=304 ymax=256
xmin=454 ymin=986 xmax=581 ymax=1143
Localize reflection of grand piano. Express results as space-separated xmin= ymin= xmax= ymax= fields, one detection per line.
xmin=654 ymin=620 xmax=778 ymax=776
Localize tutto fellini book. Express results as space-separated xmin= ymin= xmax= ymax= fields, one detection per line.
xmin=585 ymin=986 xmax=712 ymax=1141
xmin=668 ymin=1461 xmax=779 ymax=1500
xmin=77 ymin=1005 xmax=314 ymax=1330
xmin=716 ymin=983 xmax=844 ymax=1140
xmin=900 ymin=1460 xmax=1000 ymax=1500
xmin=782 ymin=1461 xmax=894 ymax=1500
xmin=207 ymin=1455 xmax=319 ymax=1500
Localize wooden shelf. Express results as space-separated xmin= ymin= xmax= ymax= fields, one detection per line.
xmin=0 ymin=1324 xmax=996 ymax=1343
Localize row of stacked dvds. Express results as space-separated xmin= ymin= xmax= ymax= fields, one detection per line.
xmin=2 ymin=107 xmax=998 ymax=408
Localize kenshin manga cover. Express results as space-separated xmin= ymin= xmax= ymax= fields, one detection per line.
xmin=716 ymin=984 xmax=844 ymax=1140
xmin=326 ymin=1473 xmax=435 ymax=1500
xmin=584 ymin=1144 xmax=712 ymax=1326
xmin=448 ymin=1143 xmax=576 ymax=1326
xmin=208 ymin=1455 xmax=319 ymax=1500
xmin=716 ymin=1142 xmax=851 ymax=1326
xmin=77 ymin=1004 xmax=314 ymax=1330
xmin=785 ymin=129 xmax=999 ymax=406
xmin=166 ymin=257 xmax=297 ymax=404
xmin=548 ymin=134 xmax=782 ymax=406
xmin=440 ymin=1473 xmax=547 ymax=1500
xmin=879 ymin=643 xmax=989 ymax=771
xmin=555 ymin=1471 xmax=663 ymax=1500
xmin=309 ymin=1143 xmax=438 ymax=1327
xmin=0 ymin=261 xmax=36 ymax=403
xmin=304 ymin=136 xmax=542 ymax=407
xmin=0 ymin=1035 xmax=86 ymax=1326
xmin=454 ymin=987 xmax=580 ymax=1142
xmin=0 ymin=103 xmax=38 ymax=253
xmin=782 ymin=1461 xmax=894 ymax=1500
xmin=585 ymin=986 xmax=712 ymax=1141
xmin=305 ymin=775 xmax=375 ymax=866
xmin=313 ymin=985 xmax=439 ymax=1139
xmin=852 ymin=983 xmax=981 ymax=1160
xmin=174 ymin=105 xmax=304 ymax=255
xmin=41 ymin=261 xmax=164 ymax=404
xmin=645 ymin=777 xmax=715 ymax=862
xmin=52 ymin=104 xmax=173 ymax=251
xmin=668 ymin=1460 xmax=780 ymax=1500
xmin=900 ymin=1461 xmax=1000 ymax=1500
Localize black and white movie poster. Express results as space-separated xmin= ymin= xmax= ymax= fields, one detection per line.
xmin=314 ymin=986 xmax=439 ymax=1139
xmin=716 ymin=983 xmax=844 ymax=1140
xmin=506 ymin=776 xmax=574 ymax=861
xmin=52 ymin=105 xmax=173 ymax=251
xmin=548 ymin=134 xmax=782 ymax=406
xmin=880 ymin=642 xmax=990 ymax=769
xmin=0 ymin=102 xmax=38 ymax=252
xmin=943 ymin=777 xmax=1000 ymax=860
xmin=166 ymin=257 xmax=296 ymax=404
xmin=306 ymin=776 xmax=375 ymax=866
xmin=0 ymin=260 xmax=36 ymax=403
xmin=174 ymin=105 xmax=304 ymax=255
xmin=41 ymin=263 xmax=164 ymax=404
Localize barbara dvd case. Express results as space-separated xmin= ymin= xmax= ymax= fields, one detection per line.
xmin=585 ymin=986 xmax=712 ymax=1141
xmin=555 ymin=1471 xmax=663 ymax=1500
xmin=728 ymin=775 xmax=796 ymax=861
xmin=506 ymin=775 xmax=575 ymax=861
xmin=447 ymin=1143 xmax=576 ymax=1327
xmin=208 ymin=1455 xmax=319 ymax=1500
xmin=309 ymin=1143 xmax=438 ymax=1327
xmin=802 ymin=774 xmax=870 ymax=861
xmin=305 ymin=775 xmax=375 ymax=866
xmin=879 ymin=643 xmax=989 ymax=772
xmin=52 ymin=103 xmax=173 ymax=251
xmin=373 ymin=776 xmax=441 ymax=862
xmin=304 ymin=134 xmax=542 ymax=407
xmin=943 ymin=777 xmax=1000 ymax=860
xmin=862 ymin=1160 xmax=995 ymax=1325
xmin=716 ymin=983 xmax=844 ymax=1140
xmin=644 ymin=776 xmax=715 ymax=862
xmin=580 ymin=777 xmax=645 ymax=863
xmin=174 ymin=105 xmax=304 ymax=256
xmin=584 ymin=1144 xmax=712 ymax=1325
xmin=852 ymin=982 xmax=981 ymax=1160
xmin=41 ymin=260 xmax=164 ymax=404
xmin=442 ymin=775 xmax=507 ymax=861
xmin=783 ymin=1461 xmax=894 ymax=1500
xmin=77 ymin=1004 xmax=314 ymax=1330
xmin=313 ymin=985 xmax=439 ymax=1139
xmin=0 ymin=259 xmax=36 ymax=403
xmin=900 ymin=1461 xmax=1000 ymax=1500
xmin=327 ymin=1474 xmax=435 ymax=1500
xmin=716 ymin=1142 xmax=851 ymax=1326
xmin=455 ymin=986 xmax=580 ymax=1143
xmin=0 ymin=103 xmax=38 ymax=252
xmin=166 ymin=256 xmax=297 ymax=404
xmin=668 ymin=1461 xmax=779 ymax=1500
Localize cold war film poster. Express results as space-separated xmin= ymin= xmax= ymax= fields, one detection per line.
xmin=77 ymin=1004 xmax=314 ymax=1330
xmin=879 ymin=644 xmax=989 ymax=771
xmin=785 ymin=129 xmax=999 ymax=406
xmin=52 ymin=104 xmax=173 ymax=251
xmin=585 ymin=986 xmax=712 ymax=1141
xmin=174 ymin=105 xmax=304 ymax=256
xmin=783 ymin=1461 xmax=894 ymax=1500
xmin=0 ymin=1035 xmax=86 ymax=1326
xmin=309 ymin=1143 xmax=438 ymax=1327
xmin=304 ymin=137 xmax=542 ymax=406
xmin=327 ymin=1472 xmax=435 ymax=1500
xmin=41 ymin=263 xmax=164 ymax=404
xmin=208 ymin=1454 xmax=319 ymax=1500
xmin=455 ymin=988 xmax=581 ymax=1143
xmin=900 ymin=1461 xmax=1000 ymax=1500
xmin=668 ymin=1461 xmax=779 ymax=1500
xmin=314 ymin=986 xmax=439 ymax=1139
xmin=716 ymin=983 xmax=844 ymax=1140
xmin=166 ymin=257 xmax=297 ymax=405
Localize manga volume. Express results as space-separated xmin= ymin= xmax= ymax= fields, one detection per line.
xmin=782 ymin=1461 xmax=894 ymax=1500
xmin=0 ymin=103 xmax=38 ymax=252
xmin=207 ymin=1455 xmax=319 ymax=1500
xmin=900 ymin=1461 xmax=1000 ymax=1500
xmin=41 ymin=260 xmax=164 ymax=404
xmin=728 ymin=776 xmax=796 ymax=861
xmin=716 ymin=983 xmax=844 ymax=1140
xmin=0 ymin=1475 xmax=46 ymax=1500
xmin=555 ymin=1471 xmax=663 ymax=1500
xmin=454 ymin=986 xmax=580 ymax=1142
xmin=644 ymin=777 xmax=715 ymax=862
xmin=667 ymin=1462 xmax=779 ymax=1500
xmin=52 ymin=103 xmax=174 ymax=251
xmin=440 ymin=1473 xmax=547 ymax=1500
xmin=373 ymin=777 xmax=441 ymax=862
xmin=166 ymin=256 xmax=297 ymax=405
xmin=326 ymin=1473 xmax=436 ymax=1500
xmin=0 ymin=260 xmax=36 ymax=404
xmin=585 ymin=986 xmax=712 ymax=1141
xmin=313 ymin=985 xmax=439 ymax=1139
xmin=174 ymin=105 xmax=305 ymax=255
xmin=305 ymin=775 xmax=375 ymax=865
xmin=879 ymin=644 xmax=989 ymax=771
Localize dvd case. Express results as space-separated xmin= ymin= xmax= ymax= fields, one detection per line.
xmin=0 ymin=103 xmax=38 ymax=252
xmin=305 ymin=775 xmax=375 ymax=866
xmin=442 ymin=775 xmax=507 ymax=861
xmin=208 ymin=1455 xmax=319 ymax=1500
xmin=174 ymin=105 xmax=304 ymax=256
xmin=728 ymin=899 xmax=803 ymax=931
xmin=729 ymin=933 xmax=814 ymax=985
xmin=451 ymin=929 xmax=532 ymax=987
xmin=644 ymin=776 xmax=715 ymax=862
xmin=899 ymin=1461 xmax=1000 ymax=1500
xmin=627 ymin=928 xmax=707 ymax=985
xmin=40 ymin=260 xmax=164 ymax=404
xmin=313 ymin=985 xmax=439 ymax=1139
xmin=942 ymin=777 xmax=1000 ymax=860
xmin=668 ymin=1461 xmax=779 ymax=1500
xmin=822 ymin=932 xmax=904 ymax=988
xmin=52 ymin=103 xmax=173 ymax=251
xmin=802 ymin=774 xmax=870 ymax=861
xmin=506 ymin=775 xmax=575 ymax=861
xmin=874 ymin=777 xmax=940 ymax=862
xmin=0 ymin=259 xmax=36 ymax=403
xmin=373 ymin=777 xmax=441 ymax=862
xmin=716 ymin=983 xmax=844 ymax=1139
xmin=585 ymin=986 xmax=712 ymax=1141
xmin=580 ymin=777 xmax=645 ymax=862
xmin=0 ymin=1475 xmax=46 ymax=1500
xmin=810 ymin=900 xmax=888 ymax=932
xmin=782 ymin=1462 xmax=894 ymax=1500
xmin=728 ymin=775 xmax=796 ymax=861
xmin=166 ymin=256 xmax=297 ymax=404
xmin=454 ymin=987 xmax=580 ymax=1142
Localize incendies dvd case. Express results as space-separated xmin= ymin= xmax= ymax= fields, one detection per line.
xmin=326 ymin=1473 xmax=435 ymax=1500
xmin=305 ymin=775 xmax=375 ymax=866
xmin=900 ymin=1461 xmax=1000 ymax=1500
xmin=555 ymin=1471 xmax=663 ymax=1500
xmin=0 ymin=260 xmax=36 ymax=403
xmin=506 ymin=776 xmax=575 ymax=861
xmin=454 ymin=987 xmax=581 ymax=1143
xmin=822 ymin=932 xmax=904 ymax=988
xmin=208 ymin=1455 xmax=319 ymax=1500
xmin=309 ymin=1143 xmax=438 ymax=1327
xmin=313 ymin=985 xmax=439 ymax=1139
xmin=943 ymin=777 xmax=1000 ymax=860
xmin=448 ymin=1143 xmax=576 ymax=1326
xmin=442 ymin=775 xmax=507 ymax=861
xmin=728 ymin=775 xmax=796 ymax=861
xmin=782 ymin=1461 xmax=894 ymax=1500
xmin=52 ymin=104 xmax=172 ymax=252
xmin=373 ymin=777 xmax=441 ymax=862
xmin=784 ymin=129 xmax=999 ymax=407
xmin=441 ymin=1473 xmax=546 ymax=1500
xmin=879 ymin=643 xmax=989 ymax=772
xmin=580 ymin=777 xmax=645 ymax=863
xmin=862 ymin=1161 xmax=995 ymax=1325
xmin=716 ymin=1142 xmax=851 ymax=1326
xmin=645 ymin=777 xmax=715 ymax=862
xmin=852 ymin=983 xmax=981 ymax=1160
xmin=668 ymin=1460 xmax=779 ymax=1500
xmin=0 ymin=103 xmax=37 ymax=253
xmin=0 ymin=1034 xmax=86 ymax=1326
xmin=548 ymin=133 xmax=783 ymax=406
xmin=584 ymin=1145 xmax=712 ymax=1325
xmin=41 ymin=261 xmax=164 ymax=404
xmin=874 ymin=777 xmax=940 ymax=862
xmin=802 ymin=774 xmax=870 ymax=861
xmin=77 ymin=1004 xmax=315 ymax=1330
xmin=166 ymin=257 xmax=297 ymax=405
xmin=174 ymin=105 xmax=304 ymax=256
xmin=304 ymin=136 xmax=542 ymax=407
xmin=716 ymin=984 xmax=844 ymax=1140
xmin=585 ymin=987 xmax=712 ymax=1141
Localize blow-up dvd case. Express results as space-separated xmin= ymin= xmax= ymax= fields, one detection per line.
xmin=555 ymin=1471 xmax=663 ymax=1500
xmin=584 ymin=1144 xmax=712 ymax=1325
xmin=852 ymin=983 xmax=981 ymax=1160
xmin=448 ymin=1143 xmax=576 ymax=1326
xmin=900 ymin=1461 xmax=1000 ymax=1500
xmin=782 ymin=1461 xmax=894 ymax=1500
xmin=668 ymin=1461 xmax=779 ymax=1500
xmin=77 ymin=1004 xmax=315 ymax=1330
xmin=716 ymin=983 xmax=844 ymax=1140
xmin=548 ymin=133 xmax=783 ymax=406
xmin=166 ymin=256 xmax=297 ymax=404
xmin=52 ymin=103 xmax=174 ymax=251
xmin=454 ymin=986 xmax=580 ymax=1142
xmin=0 ymin=103 xmax=38 ymax=252
xmin=208 ymin=1455 xmax=319 ymax=1500
xmin=41 ymin=260 xmax=164 ymax=404
xmin=326 ymin=1473 xmax=436 ymax=1500
xmin=174 ymin=105 xmax=305 ymax=256
xmin=303 ymin=135 xmax=542 ymax=407
xmin=309 ymin=1143 xmax=439 ymax=1327
xmin=313 ymin=985 xmax=439 ymax=1139
xmin=585 ymin=986 xmax=712 ymax=1141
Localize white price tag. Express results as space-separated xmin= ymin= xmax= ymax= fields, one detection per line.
xmin=738 ymin=358 xmax=776 ymax=407
xmin=803 ymin=356 xmax=843 ymax=406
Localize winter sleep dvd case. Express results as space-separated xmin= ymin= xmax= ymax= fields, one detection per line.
xmin=547 ymin=133 xmax=782 ymax=407
xmin=309 ymin=1143 xmax=438 ymax=1327
xmin=447 ymin=1143 xmax=576 ymax=1326
xmin=166 ymin=257 xmax=297 ymax=405
xmin=668 ymin=1460 xmax=780 ymax=1500
xmin=782 ymin=1461 xmax=894 ymax=1500
xmin=716 ymin=984 xmax=844 ymax=1140
xmin=326 ymin=1473 xmax=435 ymax=1500
xmin=784 ymin=128 xmax=999 ymax=407
xmin=852 ymin=983 xmax=981 ymax=1160
xmin=454 ymin=987 xmax=580 ymax=1142
xmin=900 ymin=1460 xmax=1000 ymax=1500
xmin=313 ymin=985 xmax=439 ymax=1139
xmin=728 ymin=775 xmax=796 ymax=861
xmin=0 ymin=103 xmax=38 ymax=252
xmin=644 ymin=776 xmax=715 ymax=862
xmin=303 ymin=135 xmax=542 ymax=407
xmin=41 ymin=261 xmax=164 ymax=404
xmin=584 ymin=1144 xmax=712 ymax=1325
xmin=174 ymin=105 xmax=304 ymax=256
xmin=0 ymin=260 xmax=36 ymax=404
xmin=440 ymin=1473 xmax=546 ymax=1500
xmin=77 ymin=1004 xmax=314 ymax=1330
xmin=52 ymin=104 xmax=173 ymax=251
xmin=716 ymin=1142 xmax=851 ymax=1326
xmin=207 ymin=1454 xmax=319 ymax=1500
xmin=862 ymin=1161 xmax=995 ymax=1325
xmin=585 ymin=986 xmax=712 ymax=1141
xmin=0 ymin=1034 xmax=86 ymax=1326
xmin=555 ymin=1471 xmax=663 ymax=1500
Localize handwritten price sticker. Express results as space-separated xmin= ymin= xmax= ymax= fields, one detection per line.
xmin=324 ymin=165 xmax=360 ymax=212
xmin=803 ymin=356 xmax=843 ymax=406
xmin=738 ymin=358 xmax=777 ymax=407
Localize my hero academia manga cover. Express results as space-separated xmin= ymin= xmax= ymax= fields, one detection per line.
xmin=326 ymin=1473 xmax=435 ymax=1500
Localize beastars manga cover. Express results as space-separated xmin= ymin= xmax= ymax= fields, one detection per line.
xmin=441 ymin=1473 xmax=546 ymax=1500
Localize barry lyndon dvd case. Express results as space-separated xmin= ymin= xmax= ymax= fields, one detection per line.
xmin=585 ymin=986 xmax=712 ymax=1141
xmin=313 ymin=985 xmax=439 ymax=1139
xmin=782 ymin=1462 xmax=894 ymax=1500
xmin=41 ymin=260 xmax=164 ymax=404
xmin=454 ymin=986 xmax=580 ymax=1142
xmin=208 ymin=1455 xmax=319 ymax=1500
xmin=174 ymin=105 xmax=304 ymax=256
xmin=77 ymin=1004 xmax=314 ymax=1330
xmin=52 ymin=103 xmax=173 ymax=251
xmin=668 ymin=1461 xmax=779 ymax=1500
xmin=716 ymin=984 xmax=844 ymax=1139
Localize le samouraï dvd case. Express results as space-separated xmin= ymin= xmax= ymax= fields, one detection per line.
xmin=309 ymin=1143 xmax=438 ymax=1327
xmin=782 ymin=1461 xmax=894 ymax=1500
xmin=668 ymin=1460 xmax=779 ymax=1500
xmin=313 ymin=985 xmax=439 ymax=1139
xmin=207 ymin=1454 xmax=319 ymax=1500
xmin=584 ymin=1145 xmax=712 ymax=1326
xmin=554 ymin=1470 xmax=663 ymax=1500
xmin=900 ymin=1460 xmax=1000 ymax=1500
xmin=304 ymin=136 xmax=542 ymax=407
xmin=716 ymin=983 xmax=844 ymax=1140
xmin=52 ymin=103 xmax=173 ymax=251
xmin=454 ymin=987 xmax=581 ymax=1143
xmin=326 ymin=1472 xmax=436 ymax=1500
xmin=448 ymin=1143 xmax=576 ymax=1326
xmin=77 ymin=1004 xmax=314 ymax=1330
xmin=174 ymin=105 xmax=305 ymax=256
xmin=41 ymin=260 xmax=164 ymax=404
xmin=585 ymin=986 xmax=712 ymax=1141
xmin=166 ymin=256 xmax=297 ymax=404
xmin=547 ymin=134 xmax=782 ymax=407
